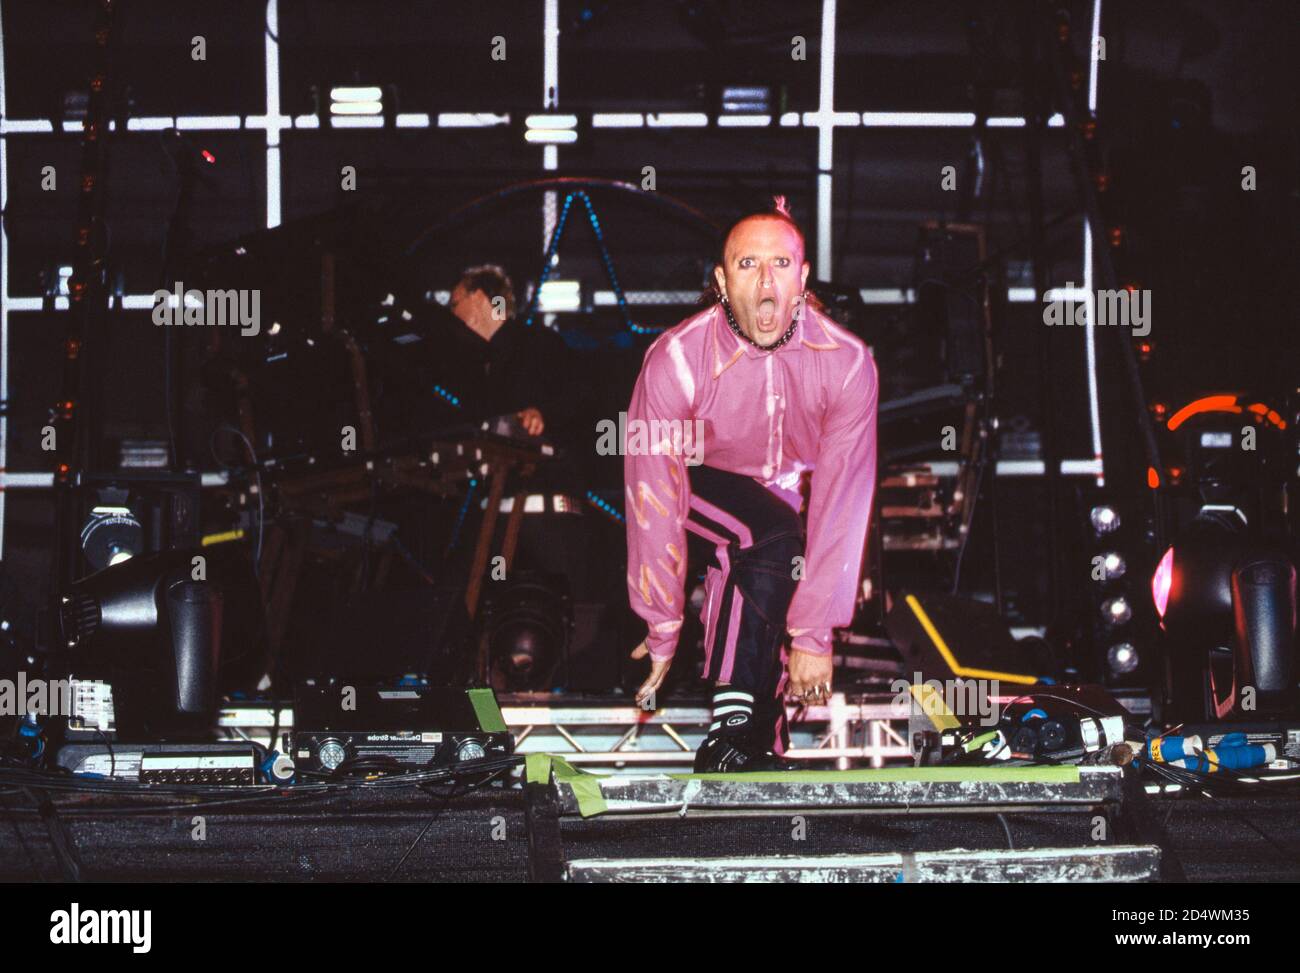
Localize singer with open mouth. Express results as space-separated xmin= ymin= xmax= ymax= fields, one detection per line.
xmin=624 ymin=197 xmax=879 ymax=772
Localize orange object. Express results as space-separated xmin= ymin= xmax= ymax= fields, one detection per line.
xmin=1167 ymin=394 xmax=1242 ymax=431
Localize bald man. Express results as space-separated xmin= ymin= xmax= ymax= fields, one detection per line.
xmin=623 ymin=201 xmax=878 ymax=772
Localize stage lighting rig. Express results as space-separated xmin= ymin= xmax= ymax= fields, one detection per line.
xmin=1083 ymin=490 xmax=1156 ymax=687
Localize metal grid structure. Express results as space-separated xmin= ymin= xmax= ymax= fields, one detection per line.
xmin=217 ymin=692 xmax=915 ymax=772
xmin=502 ymin=694 xmax=914 ymax=769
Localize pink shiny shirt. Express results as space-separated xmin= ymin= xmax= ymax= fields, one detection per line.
xmin=624 ymin=301 xmax=879 ymax=662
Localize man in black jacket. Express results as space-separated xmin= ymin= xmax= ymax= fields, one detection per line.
xmin=446 ymin=264 xmax=570 ymax=438
xmin=439 ymin=265 xmax=592 ymax=621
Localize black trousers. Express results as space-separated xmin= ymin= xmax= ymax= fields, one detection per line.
xmin=685 ymin=464 xmax=805 ymax=752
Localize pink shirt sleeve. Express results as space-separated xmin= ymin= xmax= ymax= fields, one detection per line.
xmin=624 ymin=340 xmax=693 ymax=662
xmin=787 ymin=347 xmax=879 ymax=656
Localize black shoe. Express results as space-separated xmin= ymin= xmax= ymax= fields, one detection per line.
xmin=693 ymin=733 xmax=799 ymax=773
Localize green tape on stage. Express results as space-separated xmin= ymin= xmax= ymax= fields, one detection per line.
xmin=524 ymin=754 xmax=609 ymax=817
xmin=530 ymin=758 xmax=1079 ymax=817
xmin=672 ymin=765 xmax=1082 ymax=784
xmin=525 ymin=752 xmax=554 ymax=785
xmin=467 ymin=688 xmax=508 ymax=733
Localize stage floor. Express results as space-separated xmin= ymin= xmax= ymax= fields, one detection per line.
xmin=2 ymin=780 xmax=1298 ymax=883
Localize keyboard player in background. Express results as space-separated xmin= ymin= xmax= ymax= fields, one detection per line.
xmin=435 ymin=264 xmax=592 ymax=608
xmin=445 ymin=264 xmax=570 ymax=439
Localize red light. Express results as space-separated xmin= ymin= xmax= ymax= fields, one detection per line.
xmin=201 ymin=150 xmax=216 ymax=164
xmin=1152 ymin=546 xmax=1175 ymax=618
xmin=1167 ymin=394 xmax=1242 ymax=431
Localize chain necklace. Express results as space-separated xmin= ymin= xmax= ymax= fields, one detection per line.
xmin=721 ymin=296 xmax=801 ymax=352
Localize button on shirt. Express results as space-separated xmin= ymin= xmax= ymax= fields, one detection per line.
xmin=624 ymin=302 xmax=879 ymax=661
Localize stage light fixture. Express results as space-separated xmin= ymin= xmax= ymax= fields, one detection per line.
xmin=536 ymin=280 xmax=581 ymax=312
xmin=484 ymin=574 xmax=571 ymax=692
xmin=80 ymin=505 xmax=143 ymax=570
xmin=1097 ymin=551 xmax=1126 ymax=580
xmin=117 ymin=439 xmax=170 ymax=471
xmin=524 ymin=128 xmax=578 ymax=144
xmin=57 ymin=547 xmax=259 ymax=738
xmin=1107 ymin=642 xmax=1139 ymax=675
xmin=525 ymin=114 xmax=578 ymax=144
xmin=330 ymin=85 xmax=383 ymax=116
xmin=1090 ymin=505 xmax=1120 ymax=535
xmin=721 ymin=85 xmax=770 ymax=113
xmin=1101 ymin=596 xmax=1132 ymax=625
xmin=62 ymin=90 xmax=89 ymax=121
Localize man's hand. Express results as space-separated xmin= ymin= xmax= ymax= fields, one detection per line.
xmin=630 ymin=640 xmax=670 ymax=710
xmin=787 ymin=648 xmax=833 ymax=704
xmin=517 ymin=406 xmax=545 ymax=436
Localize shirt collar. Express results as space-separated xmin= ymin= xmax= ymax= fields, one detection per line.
xmin=710 ymin=302 xmax=839 ymax=377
